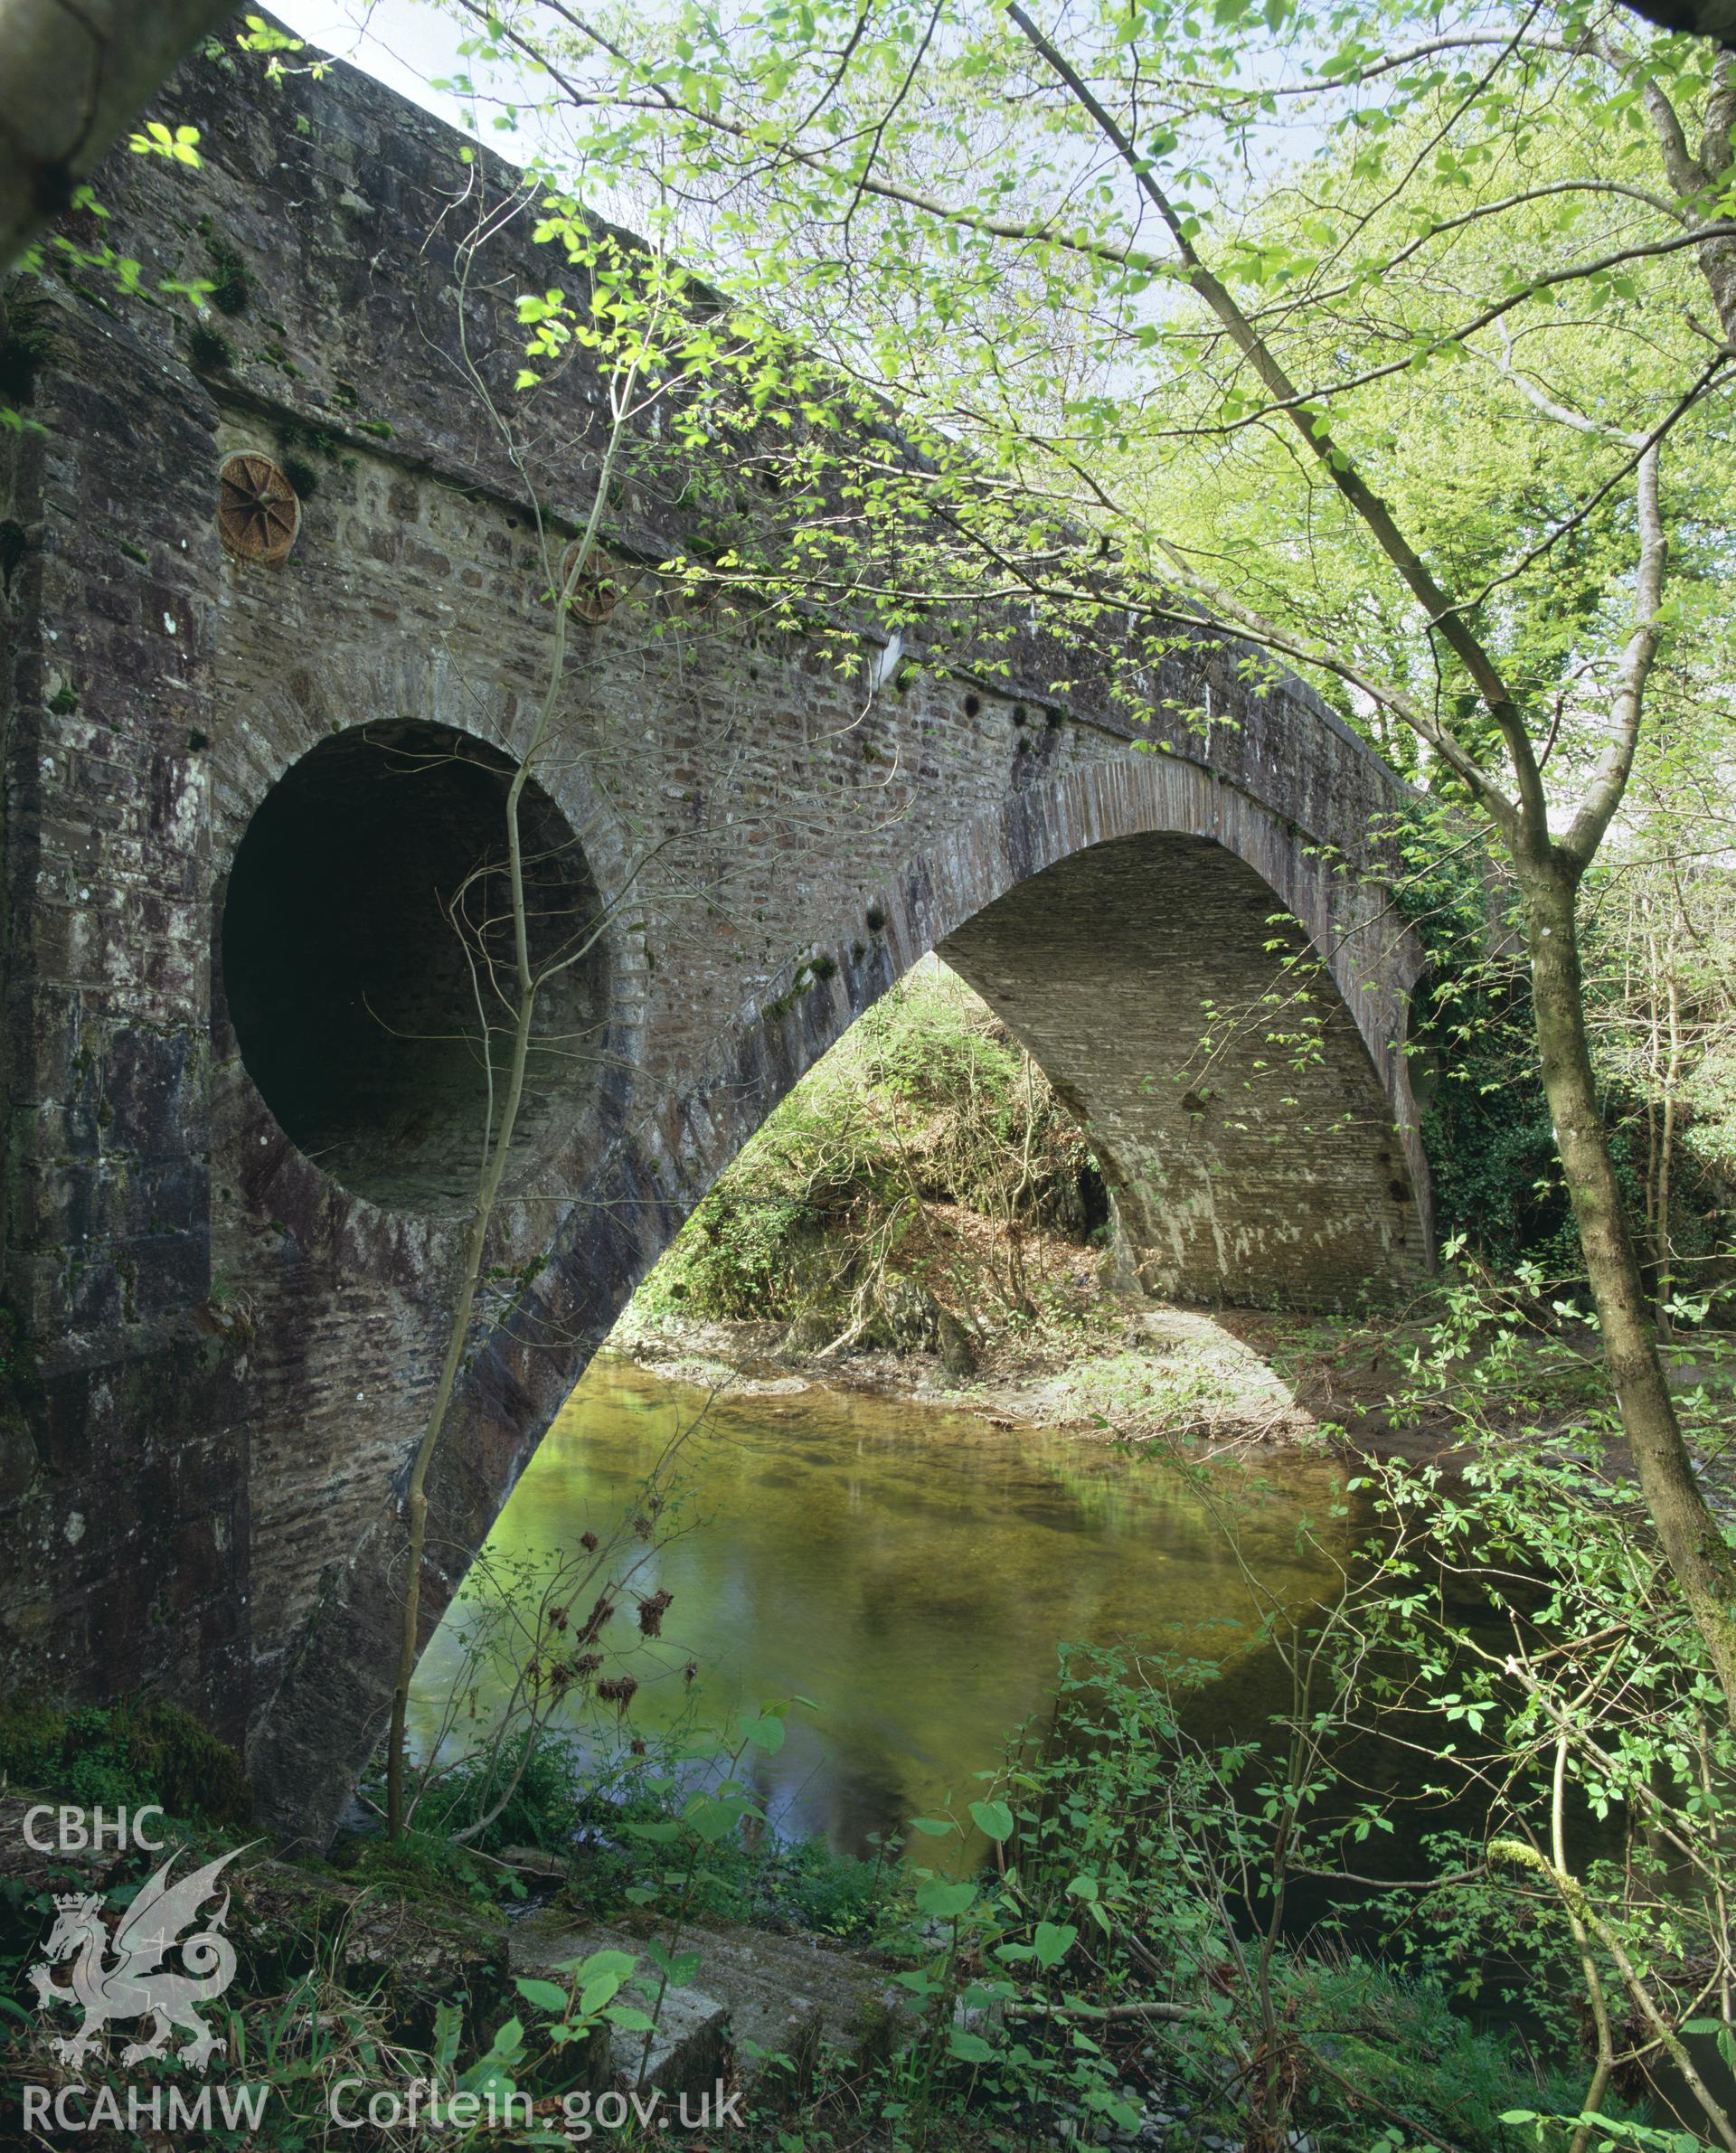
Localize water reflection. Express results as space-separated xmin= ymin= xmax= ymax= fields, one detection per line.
xmin=410 ymin=1354 xmax=1353 ymax=1856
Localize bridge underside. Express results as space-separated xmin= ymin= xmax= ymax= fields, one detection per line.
xmin=226 ymin=757 xmax=1429 ymax=1852
xmin=942 ymin=833 xmax=1422 ymax=1308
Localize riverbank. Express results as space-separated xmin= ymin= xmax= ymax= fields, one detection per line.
xmin=9 ymin=1335 xmax=1727 ymax=2148
xmin=0 ymin=1702 xmax=1625 ymax=2153
xmin=615 ymin=957 xmax=1512 ymax=1469
xmin=610 ymin=1280 xmax=1474 ymax=1468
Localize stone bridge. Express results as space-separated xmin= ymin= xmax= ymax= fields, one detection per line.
xmin=0 ymin=39 xmax=1431 ymax=1845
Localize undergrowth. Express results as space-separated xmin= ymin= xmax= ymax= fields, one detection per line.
xmin=636 ymin=958 xmax=1105 ymax=1345
xmin=0 ymin=1695 xmax=250 ymax=1827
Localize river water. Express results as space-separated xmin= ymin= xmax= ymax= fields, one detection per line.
xmin=410 ymin=1354 xmax=1354 ymax=1857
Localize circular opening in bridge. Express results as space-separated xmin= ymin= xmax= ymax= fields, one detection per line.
xmin=220 ymin=720 xmax=609 ymax=1212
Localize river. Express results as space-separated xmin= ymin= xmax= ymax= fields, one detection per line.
xmin=410 ymin=1353 xmax=1355 ymax=1858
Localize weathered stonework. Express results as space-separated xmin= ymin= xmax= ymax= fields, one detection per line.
xmin=0 ymin=34 xmax=1432 ymax=1846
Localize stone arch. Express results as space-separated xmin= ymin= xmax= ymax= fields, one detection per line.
xmin=940 ymin=836 xmax=1421 ymax=1305
xmin=248 ymin=752 xmax=1429 ymax=1849
xmin=849 ymin=754 xmax=1431 ymax=1289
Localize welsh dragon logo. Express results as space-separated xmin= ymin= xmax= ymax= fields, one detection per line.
xmin=28 ymin=1846 xmax=245 ymax=2070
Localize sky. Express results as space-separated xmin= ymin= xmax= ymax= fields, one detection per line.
xmin=273 ymin=0 xmax=536 ymax=155
xmin=266 ymin=0 xmax=1349 ymax=261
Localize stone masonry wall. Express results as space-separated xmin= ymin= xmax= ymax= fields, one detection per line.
xmin=0 ymin=31 xmax=1430 ymax=1844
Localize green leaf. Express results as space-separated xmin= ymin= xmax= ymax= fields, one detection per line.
xmin=967 ymin=1799 xmax=1014 ymax=1842
xmin=687 ymin=1791 xmax=755 ymax=1843
xmin=1033 ymin=1921 xmax=1076 ymax=1969
xmin=909 ymin=1816 xmax=958 ymax=1837
xmin=647 ymin=1941 xmax=702 ymax=1985
xmin=457 ymin=2060 xmax=519 ymax=2099
xmin=514 ymin=1977 xmax=570 ymax=2013
xmin=742 ymin=1712 xmax=787 ymax=1755
xmin=128 ymin=119 xmax=202 ymax=166
xmin=915 ymin=1878 xmax=977 ymax=1920
xmin=948 ymin=2027 xmax=995 ymax=2063
xmin=559 ymin=1948 xmax=639 ymax=1984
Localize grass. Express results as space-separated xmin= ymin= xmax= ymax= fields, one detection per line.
xmin=340 ymin=1724 xmax=894 ymax=1941
xmin=1055 ymin=1344 xmax=1247 ymax=1434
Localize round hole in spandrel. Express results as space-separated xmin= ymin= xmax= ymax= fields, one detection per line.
xmin=219 ymin=721 xmax=609 ymax=1212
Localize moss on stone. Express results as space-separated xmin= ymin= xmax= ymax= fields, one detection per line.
xmin=0 ymin=303 xmax=58 ymax=405
xmin=0 ymin=1697 xmax=251 ymax=1827
xmin=203 ymin=237 xmax=252 ymax=316
xmin=0 ymin=519 xmax=25 ymax=591
xmin=187 ymin=322 xmax=234 ymax=373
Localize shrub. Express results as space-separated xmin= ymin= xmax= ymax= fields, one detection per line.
xmin=638 ymin=959 xmax=1096 ymax=1328
xmin=0 ymin=1695 xmax=250 ymax=1826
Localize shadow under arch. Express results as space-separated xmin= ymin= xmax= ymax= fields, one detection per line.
xmin=940 ymin=829 xmax=1421 ymax=1304
xmin=249 ymin=751 xmax=1432 ymax=1850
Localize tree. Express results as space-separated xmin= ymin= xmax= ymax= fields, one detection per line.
xmin=377 ymin=190 xmax=920 ymax=1836
xmin=0 ymin=0 xmax=239 ymax=274
xmin=411 ymin=0 xmax=1736 ymax=1702
xmin=382 ymin=212 xmax=692 ymax=1838
xmin=1584 ymin=745 xmax=1736 ymax=1334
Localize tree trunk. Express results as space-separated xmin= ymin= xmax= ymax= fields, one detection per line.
xmin=1657 ymin=943 xmax=1682 ymax=1337
xmin=1 ymin=0 xmax=240 ymax=275
xmin=1519 ymin=855 xmax=1736 ymax=1717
